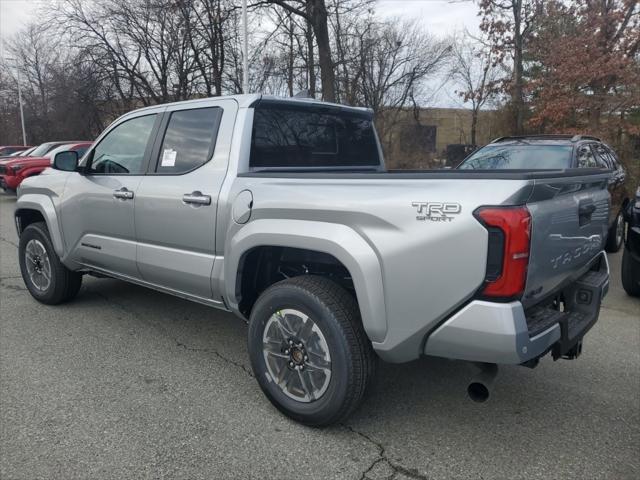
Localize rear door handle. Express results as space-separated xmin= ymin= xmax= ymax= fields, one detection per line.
xmin=113 ymin=187 xmax=134 ymax=200
xmin=182 ymin=191 xmax=211 ymax=206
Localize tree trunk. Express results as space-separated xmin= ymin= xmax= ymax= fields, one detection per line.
xmin=305 ymin=20 xmax=316 ymax=97
xmin=471 ymin=108 xmax=478 ymax=146
xmin=308 ymin=0 xmax=335 ymax=102
xmin=512 ymin=0 xmax=524 ymax=135
xmin=287 ymin=13 xmax=294 ymax=97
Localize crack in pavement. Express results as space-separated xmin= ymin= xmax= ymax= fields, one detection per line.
xmin=0 ymin=236 xmax=18 ymax=248
xmin=87 ymin=288 xmax=255 ymax=379
xmin=343 ymin=424 xmax=430 ymax=480
xmin=174 ymin=340 xmax=254 ymax=378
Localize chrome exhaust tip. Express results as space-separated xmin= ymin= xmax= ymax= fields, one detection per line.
xmin=467 ymin=363 xmax=498 ymax=403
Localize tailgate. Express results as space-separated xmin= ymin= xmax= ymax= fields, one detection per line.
xmin=523 ymin=172 xmax=610 ymax=308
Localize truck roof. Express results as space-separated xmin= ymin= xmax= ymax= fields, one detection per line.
xmin=130 ymin=94 xmax=372 ymax=115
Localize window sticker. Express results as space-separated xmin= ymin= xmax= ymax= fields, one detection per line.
xmin=161 ymin=148 xmax=177 ymax=167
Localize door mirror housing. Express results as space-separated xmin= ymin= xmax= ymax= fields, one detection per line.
xmin=53 ymin=151 xmax=79 ymax=172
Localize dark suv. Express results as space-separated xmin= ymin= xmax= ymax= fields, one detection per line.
xmin=622 ymin=186 xmax=640 ymax=296
xmin=457 ymin=134 xmax=631 ymax=252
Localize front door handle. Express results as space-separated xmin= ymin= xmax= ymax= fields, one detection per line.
xmin=113 ymin=187 xmax=134 ymax=200
xmin=182 ymin=191 xmax=211 ymax=206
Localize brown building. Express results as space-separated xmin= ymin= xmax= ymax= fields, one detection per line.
xmin=378 ymin=108 xmax=502 ymax=169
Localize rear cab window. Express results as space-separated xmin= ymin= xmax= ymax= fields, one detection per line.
xmin=249 ymin=101 xmax=381 ymax=170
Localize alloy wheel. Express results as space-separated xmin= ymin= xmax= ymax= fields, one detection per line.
xmin=262 ymin=308 xmax=332 ymax=402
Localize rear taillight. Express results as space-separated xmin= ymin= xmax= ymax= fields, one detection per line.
xmin=475 ymin=206 xmax=531 ymax=299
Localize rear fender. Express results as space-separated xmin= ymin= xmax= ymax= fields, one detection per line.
xmin=225 ymin=219 xmax=387 ymax=342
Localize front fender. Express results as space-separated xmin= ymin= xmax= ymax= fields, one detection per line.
xmin=15 ymin=194 xmax=65 ymax=257
xmin=225 ymin=219 xmax=387 ymax=342
xmin=19 ymin=167 xmax=46 ymax=184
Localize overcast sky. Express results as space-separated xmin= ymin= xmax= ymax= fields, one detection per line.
xmin=0 ymin=0 xmax=481 ymax=44
xmin=0 ymin=0 xmax=481 ymax=107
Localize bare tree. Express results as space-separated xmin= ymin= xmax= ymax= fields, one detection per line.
xmin=354 ymin=19 xmax=452 ymax=133
xmin=2 ymin=23 xmax=113 ymax=143
xmin=253 ymin=0 xmax=336 ymax=101
xmin=449 ymin=33 xmax=500 ymax=145
xmin=479 ymin=0 xmax=542 ymax=134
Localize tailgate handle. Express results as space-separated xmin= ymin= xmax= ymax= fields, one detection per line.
xmin=578 ymin=201 xmax=596 ymax=226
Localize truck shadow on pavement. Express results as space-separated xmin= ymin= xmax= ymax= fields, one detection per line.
xmin=71 ymin=276 xmax=586 ymax=428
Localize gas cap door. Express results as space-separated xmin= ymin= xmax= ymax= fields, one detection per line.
xmin=232 ymin=190 xmax=253 ymax=224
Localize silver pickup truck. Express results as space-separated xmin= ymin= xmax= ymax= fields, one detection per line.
xmin=15 ymin=95 xmax=611 ymax=426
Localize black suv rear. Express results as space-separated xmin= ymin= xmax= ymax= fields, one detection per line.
xmin=622 ymin=187 xmax=640 ymax=296
xmin=457 ymin=134 xmax=631 ymax=252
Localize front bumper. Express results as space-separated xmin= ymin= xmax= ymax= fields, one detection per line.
xmin=424 ymin=253 xmax=609 ymax=364
xmin=0 ymin=175 xmax=18 ymax=190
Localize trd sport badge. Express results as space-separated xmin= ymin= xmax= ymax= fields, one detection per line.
xmin=412 ymin=202 xmax=461 ymax=222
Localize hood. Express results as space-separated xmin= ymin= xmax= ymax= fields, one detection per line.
xmin=3 ymin=156 xmax=50 ymax=167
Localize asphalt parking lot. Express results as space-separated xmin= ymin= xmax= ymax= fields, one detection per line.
xmin=0 ymin=193 xmax=639 ymax=480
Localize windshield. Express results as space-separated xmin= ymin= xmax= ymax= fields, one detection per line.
xmin=18 ymin=147 xmax=36 ymax=156
xmin=28 ymin=143 xmax=59 ymax=157
xmin=458 ymin=145 xmax=573 ymax=169
xmin=45 ymin=144 xmax=90 ymax=161
xmin=46 ymin=144 xmax=74 ymax=159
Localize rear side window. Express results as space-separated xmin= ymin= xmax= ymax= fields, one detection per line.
xmin=576 ymin=145 xmax=607 ymax=168
xmin=594 ymin=144 xmax=624 ymax=173
xmin=250 ymin=103 xmax=380 ymax=169
xmin=155 ymin=107 xmax=222 ymax=174
xmin=592 ymin=144 xmax=614 ymax=169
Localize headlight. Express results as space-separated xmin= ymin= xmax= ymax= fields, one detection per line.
xmin=10 ymin=164 xmax=24 ymax=172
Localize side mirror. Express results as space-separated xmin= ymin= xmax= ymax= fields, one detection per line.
xmin=53 ymin=151 xmax=79 ymax=172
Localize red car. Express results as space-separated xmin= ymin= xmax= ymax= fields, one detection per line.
xmin=0 ymin=142 xmax=91 ymax=192
xmin=0 ymin=145 xmax=32 ymax=157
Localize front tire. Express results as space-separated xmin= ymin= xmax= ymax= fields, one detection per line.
xmin=605 ymin=211 xmax=624 ymax=253
xmin=19 ymin=222 xmax=82 ymax=305
xmin=248 ymin=276 xmax=376 ymax=426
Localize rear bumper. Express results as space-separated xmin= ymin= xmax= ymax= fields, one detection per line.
xmin=424 ymin=253 xmax=609 ymax=364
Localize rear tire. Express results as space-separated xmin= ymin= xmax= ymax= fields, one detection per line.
xmin=18 ymin=221 xmax=83 ymax=305
xmin=248 ymin=275 xmax=377 ymax=426
xmin=605 ymin=211 xmax=624 ymax=253
xmin=621 ymin=246 xmax=640 ymax=297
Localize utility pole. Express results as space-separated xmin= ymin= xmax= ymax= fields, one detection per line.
xmin=7 ymin=57 xmax=27 ymax=145
xmin=242 ymin=0 xmax=249 ymax=94
xmin=16 ymin=65 xmax=27 ymax=146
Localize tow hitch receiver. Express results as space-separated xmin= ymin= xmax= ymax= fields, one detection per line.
xmin=549 ymin=260 xmax=608 ymax=361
